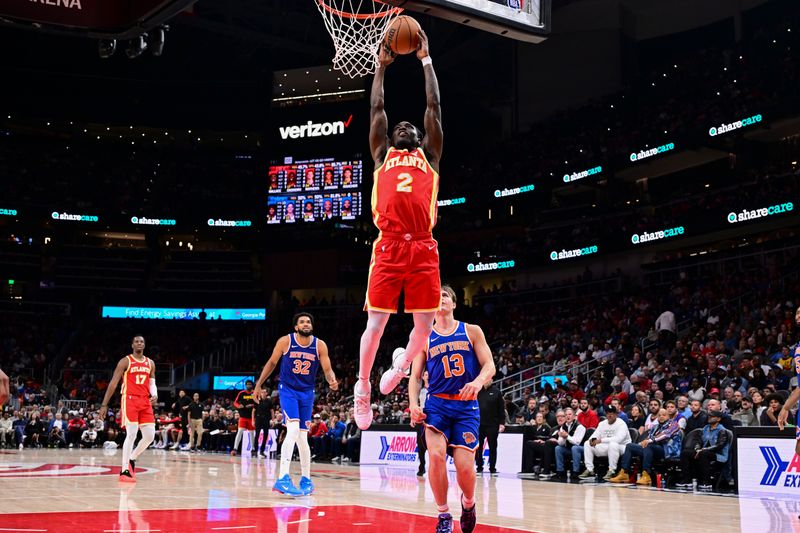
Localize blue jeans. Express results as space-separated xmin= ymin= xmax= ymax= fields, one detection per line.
xmin=555 ymin=444 xmax=583 ymax=473
xmin=620 ymin=443 xmax=665 ymax=473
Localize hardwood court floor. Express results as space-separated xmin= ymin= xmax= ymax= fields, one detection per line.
xmin=0 ymin=449 xmax=783 ymax=533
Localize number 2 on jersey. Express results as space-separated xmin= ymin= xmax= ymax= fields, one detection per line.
xmin=396 ymin=173 xmax=413 ymax=193
xmin=441 ymin=354 xmax=465 ymax=378
xmin=292 ymin=360 xmax=311 ymax=375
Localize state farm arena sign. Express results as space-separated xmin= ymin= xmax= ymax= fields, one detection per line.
xmin=0 ymin=462 xmax=156 ymax=477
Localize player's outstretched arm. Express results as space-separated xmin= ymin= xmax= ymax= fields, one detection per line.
xmin=99 ymin=357 xmax=129 ymax=419
xmin=253 ymin=335 xmax=290 ymax=403
xmin=459 ymin=324 xmax=496 ymax=401
xmin=370 ymin=46 xmax=393 ymax=165
xmin=317 ymin=340 xmax=339 ymax=391
xmin=417 ymin=30 xmax=442 ymax=169
xmin=408 ymin=350 xmax=427 ymax=425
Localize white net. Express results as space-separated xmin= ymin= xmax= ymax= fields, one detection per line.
xmin=314 ymin=0 xmax=403 ymax=78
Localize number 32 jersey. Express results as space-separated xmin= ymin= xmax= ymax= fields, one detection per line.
xmin=372 ymin=147 xmax=440 ymax=234
xmin=426 ymin=321 xmax=481 ymax=396
xmin=279 ymin=334 xmax=320 ymax=392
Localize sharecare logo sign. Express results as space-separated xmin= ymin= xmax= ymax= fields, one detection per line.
xmin=279 ymin=115 xmax=353 ymax=140
xmin=727 ymin=202 xmax=793 ymax=224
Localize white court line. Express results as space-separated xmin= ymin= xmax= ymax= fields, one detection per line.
xmin=103 ymin=530 xmax=160 ymax=532
xmin=287 ymin=520 xmax=311 ymax=525
xmin=210 ymin=527 xmax=256 ymax=531
xmin=352 ymin=523 xmax=373 ymax=526
xmin=0 ymin=529 xmax=48 ymax=532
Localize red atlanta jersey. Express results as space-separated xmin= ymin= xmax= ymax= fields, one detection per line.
xmin=121 ymin=354 xmax=153 ymax=397
xmin=372 ymin=147 xmax=440 ymax=234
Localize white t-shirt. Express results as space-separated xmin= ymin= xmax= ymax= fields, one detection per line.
xmin=656 ymin=311 xmax=676 ymax=333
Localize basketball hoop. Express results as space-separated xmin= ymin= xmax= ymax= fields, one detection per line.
xmin=315 ymin=0 xmax=404 ymax=78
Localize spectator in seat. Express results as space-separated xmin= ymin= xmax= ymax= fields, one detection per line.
xmin=687 ymin=379 xmax=706 ymax=403
xmin=676 ymin=410 xmax=730 ymax=491
xmin=13 ymin=412 xmax=27 ymax=449
xmin=609 ymin=399 xmax=629 ymax=424
xmin=309 ymin=413 xmax=328 ymax=459
xmin=577 ymin=398 xmax=598 ymax=429
xmin=751 ymin=390 xmax=766 ymax=419
xmin=759 ymin=394 xmax=785 ymax=426
xmin=611 ymin=407 xmax=682 ymax=485
xmin=520 ymin=412 xmax=552 ymax=475
xmin=627 ymin=404 xmax=645 ymax=432
xmin=677 ymin=396 xmax=691 ymax=418
xmin=26 ymin=414 xmax=46 ymax=448
xmin=685 ymin=399 xmax=708 ymax=434
xmin=81 ymin=425 xmax=98 ymax=447
xmin=47 ymin=412 xmax=68 ymax=448
xmin=665 ymin=400 xmax=686 ymax=430
xmin=553 ymin=408 xmax=586 ymax=482
xmin=0 ymin=412 xmax=12 ymax=448
xmin=520 ymin=398 xmax=538 ymax=424
xmin=539 ymin=402 xmax=557 ymax=427
xmin=343 ymin=408 xmax=361 ymax=462
xmin=325 ymin=414 xmax=346 ymax=461
xmin=578 ymin=405 xmax=631 ymax=481
xmin=67 ymin=412 xmax=86 ymax=447
xmin=732 ymin=396 xmax=757 ymax=427
xmin=642 ymin=399 xmax=662 ymax=436
xmin=705 ymin=399 xmax=735 ymax=430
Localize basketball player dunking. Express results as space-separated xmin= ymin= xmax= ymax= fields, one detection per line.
xmin=354 ymin=29 xmax=443 ymax=430
xmin=253 ymin=313 xmax=338 ymax=496
xmin=408 ymin=286 xmax=496 ymax=533
xmin=99 ymin=336 xmax=158 ymax=482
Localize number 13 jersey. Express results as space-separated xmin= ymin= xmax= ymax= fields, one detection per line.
xmin=372 ymin=147 xmax=440 ymax=234
xmin=426 ymin=321 xmax=481 ymax=397
xmin=279 ymin=334 xmax=320 ymax=392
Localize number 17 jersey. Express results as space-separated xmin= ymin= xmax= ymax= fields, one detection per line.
xmin=426 ymin=321 xmax=480 ymax=396
xmin=279 ymin=333 xmax=320 ymax=392
xmin=372 ymin=147 xmax=440 ymax=234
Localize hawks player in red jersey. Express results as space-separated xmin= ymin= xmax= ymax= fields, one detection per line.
xmin=353 ymin=29 xmax=443 ymax=430
xmin=99 ymin=335 xmax=158 ymax=482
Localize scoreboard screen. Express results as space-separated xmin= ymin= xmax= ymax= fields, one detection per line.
xmin=267 ymin=157 xmax=363 ymax=224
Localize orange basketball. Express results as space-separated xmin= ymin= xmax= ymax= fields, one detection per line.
xmin=385 ymin=15 xmax=421 ymax=55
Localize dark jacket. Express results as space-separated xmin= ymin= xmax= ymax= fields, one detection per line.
xmin=684 ymin=411 xmax=708 ymax=434
xmin=478 ymin=384 xmax=505 ymax=427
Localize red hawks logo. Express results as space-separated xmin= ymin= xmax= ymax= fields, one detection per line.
xmin=0 ymin=462 xmax=156 ymax=478
xmin=462 ymin=432 xmax=477 ymax=445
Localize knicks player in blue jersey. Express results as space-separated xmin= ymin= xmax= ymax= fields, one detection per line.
xmin=253 ymin=313 xmax=338 ymax=496
xmin=408 ymin=286 xmax=496 ymax=533
xmin=778 ymin=306 xmax=800 ymax=454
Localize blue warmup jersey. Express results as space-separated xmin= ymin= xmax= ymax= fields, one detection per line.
xmin=279 ymin=334 xmax=320 ymax=392
xmin=423 ymin=321 xmax=482 ymax=450
xmin=426 ymin=321 xmax=481 ymax=396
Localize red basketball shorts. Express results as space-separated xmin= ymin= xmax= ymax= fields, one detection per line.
xmin=365 ymin=232 xmax=441 ymax=313
xmin=238 ymin=417 xmax=255 ymax=431
xmin=121 ymin=394 xmax=155 ymax=425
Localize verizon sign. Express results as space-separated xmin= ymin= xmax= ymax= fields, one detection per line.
xmin=279 ymin=115 xmax=353 ymax=140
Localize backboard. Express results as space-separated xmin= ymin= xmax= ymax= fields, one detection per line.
xmin=383 ymin=0 xmax=550 ymax=43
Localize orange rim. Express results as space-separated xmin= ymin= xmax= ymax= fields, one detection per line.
xmin=317 ymin=0 xmax=403 ymax=19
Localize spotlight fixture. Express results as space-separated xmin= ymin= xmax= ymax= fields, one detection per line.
xmin=98 ymin=39 xmax=116 ymax=59
xmin=125 ymin=34 xmax=148 ymax=59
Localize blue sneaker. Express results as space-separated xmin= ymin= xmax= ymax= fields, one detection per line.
xmin=272 ymin=475 xmax=303 ymax=496
xmin=436 ymin=513 xmax=452 ymax=533
xmin=299 ymin=476 xmax=314 ymax=495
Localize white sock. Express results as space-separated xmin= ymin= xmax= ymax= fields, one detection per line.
xmin=297 ymin=430 xmax=311 ymax=479
xmin=131 ymin=425 xmax=155 ymax=461
xmin=122 ymin=423 xmax=138 ymax=470
xmin=279 ymin=421 xmax=300 ymax=479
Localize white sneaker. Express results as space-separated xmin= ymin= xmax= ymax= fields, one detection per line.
xmin=170 ymin=444 xmax=180 ymax=450
xmin=379 ymin=348 xmax=410 ymax=394
xmin=354 ymin=380 xmax=373 ymax=430
xmin=19 ymin=443 xmax=23 ymax=450
xmin=342 ymin=457 xmax=350 ymax=462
